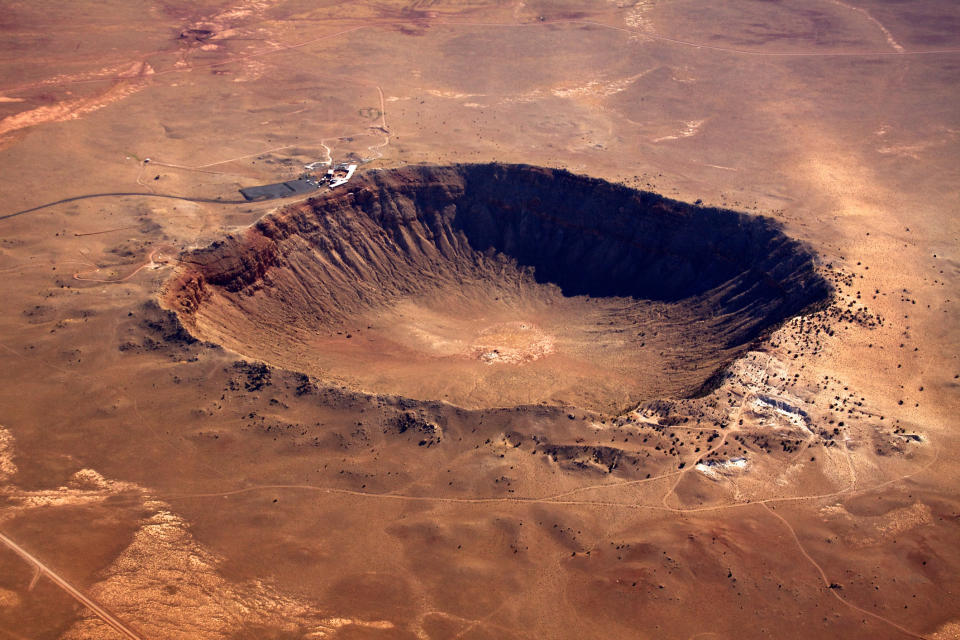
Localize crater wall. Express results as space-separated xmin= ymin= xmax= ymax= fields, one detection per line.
xmin=164 ymin=164 xmax=831 ymax=410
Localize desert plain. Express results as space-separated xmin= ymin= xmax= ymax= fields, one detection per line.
xmin=0 ymin=1 xmax=958 ymax=638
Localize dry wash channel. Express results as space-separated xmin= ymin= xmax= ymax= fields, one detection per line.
xmin=164 ymin=164 xmax=830 ymax=411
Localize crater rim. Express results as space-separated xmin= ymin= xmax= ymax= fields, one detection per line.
xmin=161 ymin=162 xmax=833 ymax=412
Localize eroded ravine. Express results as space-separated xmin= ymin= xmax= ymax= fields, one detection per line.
xmin=163 ymin=164 xmax=831 ymax=411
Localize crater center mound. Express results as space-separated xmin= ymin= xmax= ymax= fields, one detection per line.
xmin=164 ymin=164 xmax=830 ymax=411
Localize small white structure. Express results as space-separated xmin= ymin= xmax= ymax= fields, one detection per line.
xmin=329 ymin=164 xmax=357 ymax=188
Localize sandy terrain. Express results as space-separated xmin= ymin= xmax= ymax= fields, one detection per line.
xmin=0 ymin=1 xmax=958 ymax=638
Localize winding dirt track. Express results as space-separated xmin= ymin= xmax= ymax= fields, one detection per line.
xmin=71 ymin=246 xmax=172 ymax=283
xmin=761 ymin=504 xmax=927 ymax=639
xmin=162 ymin=449 xmax=937 ymax=640
xmin=165 ymin=432 xmax=938 ymax=512
xmin=0 ymin=531 xmax=144 ymax=640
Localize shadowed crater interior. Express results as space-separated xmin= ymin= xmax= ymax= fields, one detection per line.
xmin=163 ymin=164 xmax=831 ymax=411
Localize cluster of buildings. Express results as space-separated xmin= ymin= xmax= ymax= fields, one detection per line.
xmin=240 ymin=162 xmax=358 ymax=202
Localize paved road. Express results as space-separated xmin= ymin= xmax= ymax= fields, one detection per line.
xmin=0 ymin=191 xmax=249 ymax=222
xmin=0 ymin=531 xmax=144 ymax=640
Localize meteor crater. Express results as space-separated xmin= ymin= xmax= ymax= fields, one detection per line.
xmin=164 ymin=164 xmax=831 ymax=411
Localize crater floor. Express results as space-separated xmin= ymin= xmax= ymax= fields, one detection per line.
xmin=165 ymin=164 xmax=830 ymax=411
